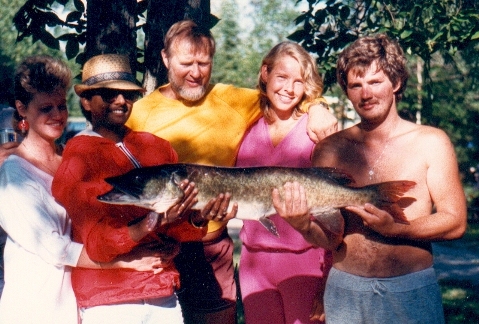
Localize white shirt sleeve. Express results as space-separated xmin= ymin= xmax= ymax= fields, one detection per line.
xmin=0 ymin=157 xmax=83 ymax=267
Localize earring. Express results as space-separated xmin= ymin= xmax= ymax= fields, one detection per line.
xmin=18 ymin=117 xmax=29 ymax=135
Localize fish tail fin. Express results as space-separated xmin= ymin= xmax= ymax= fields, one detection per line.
xmin=367 ymin=180 xmax=416 ymax=224
xmin=380 ymin=203 xmax=411 ymax=224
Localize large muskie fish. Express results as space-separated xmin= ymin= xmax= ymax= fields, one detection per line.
xmin=98 ymin=164 xmax=415 ymax=236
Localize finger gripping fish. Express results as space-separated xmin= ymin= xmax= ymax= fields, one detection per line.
xmin=97 ymin=163 xmax=415 ymax=236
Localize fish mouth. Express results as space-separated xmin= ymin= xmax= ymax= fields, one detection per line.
xmin=98 ymin=186 xmax=178 ymax=213
xmin=97 ymin=188 xmax=141 ymax=204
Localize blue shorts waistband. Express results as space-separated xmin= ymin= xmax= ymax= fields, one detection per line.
xmin=327 ymin=267 xmax=438 ymax=293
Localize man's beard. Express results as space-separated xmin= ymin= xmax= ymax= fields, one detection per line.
xmin=168 ymin=71 xmax=207 ymax=102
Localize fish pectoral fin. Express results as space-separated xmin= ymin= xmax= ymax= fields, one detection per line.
xmin=259 ymin=216 xmax=279 ymax=238
xmin=151 ymin=198 xmax=178 ymax=214
xmin=310 ymin=207 xmax=344 ymax=235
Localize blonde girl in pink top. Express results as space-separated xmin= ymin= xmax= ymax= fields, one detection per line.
xmin=236 ymin=41 xmax=333 ymax=324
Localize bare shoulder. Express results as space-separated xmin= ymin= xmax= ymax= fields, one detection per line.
xmin=406 ymin=123 xmax=455 ymax=155
xmin=313 ymin=126 xmax=359 ymax=167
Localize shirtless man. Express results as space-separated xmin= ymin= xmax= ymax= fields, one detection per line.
xmin=273 ymin=34 xmax=467 ymax=323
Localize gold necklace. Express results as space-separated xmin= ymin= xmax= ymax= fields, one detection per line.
xmin=362 ymin=123 xmax=398 ymax=181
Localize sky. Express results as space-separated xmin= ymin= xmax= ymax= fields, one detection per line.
xmin=210 ymin=0 xmax=253 ymax=30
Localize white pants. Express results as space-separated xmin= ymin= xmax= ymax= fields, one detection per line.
xmin=80 ymin=294 xmax=184 ymax=324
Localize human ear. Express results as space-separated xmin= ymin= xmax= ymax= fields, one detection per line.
xmin=161 ymin=49 xmax=169 ymax=69
xmin=80 ymin=97 xmax=92 ymax=112
xmin=392 ymin=81 xmax=401 ymax=93
xmin=15 ymin=100 xmax=27 ymax=117
xmin=260 ymin=65 xmax=269 ymax=83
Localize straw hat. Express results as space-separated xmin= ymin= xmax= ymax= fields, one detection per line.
xmin=74 ymin=54 xmax=145 ymax=96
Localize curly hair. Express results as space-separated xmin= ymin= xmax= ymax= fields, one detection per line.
xmin=14 ymin=55 xmax=71 ymax=106
xmin=13 ymin=55 xmax=71 ymax=127
xmin=336 ymin=34 xmax=408 ymax=102
xmin=258 ymin=41 xmax=324 ymax=120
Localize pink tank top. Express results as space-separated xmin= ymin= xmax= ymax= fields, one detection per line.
xmin=236 ymin=114 xmax=316 ymax=252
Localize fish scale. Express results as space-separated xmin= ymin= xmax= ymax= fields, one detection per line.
xmin=98 ymin=163 xmax=416 ymax=236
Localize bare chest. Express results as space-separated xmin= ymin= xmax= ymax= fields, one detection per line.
xmin=335 ymin=231 xmax=433 ymax=277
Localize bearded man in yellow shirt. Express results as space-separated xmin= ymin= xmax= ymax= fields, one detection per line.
xmin=127 ymin=19 xmax=337 ymax=324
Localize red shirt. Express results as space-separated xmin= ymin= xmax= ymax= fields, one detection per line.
xmin=52 ymin=129 xmax=206 ymax=307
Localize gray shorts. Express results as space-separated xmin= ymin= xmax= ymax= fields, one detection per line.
xmin=324 ymin=267 xmax=445 ymax=324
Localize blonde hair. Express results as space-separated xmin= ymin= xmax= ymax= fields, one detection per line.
xmin=258 ymin=41 xmax=323 ymax=120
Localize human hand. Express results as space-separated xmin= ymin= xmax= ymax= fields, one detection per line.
xmin=117 ymin=240 xmax=180 ymax=274
xmin=142 ymin=236 xmax=181 ymax=262
xmin=307 ymin=103 xmax=338 ymax=143
xmin=272 ymin=181 xmax=311 ymax=234
xmin=127 ymin=211 xmax=161 ymax=243
xmin=163 ymin=179 xmax=198 ymax=224
xmin=310 ymin=289 xmax=326 ymax=322
xmin=345 ymin=203 xmax=398 ymax=236
xmin=200 ymin=193 xmax=238 ymax=223
xmin=123 ymin=254 xmax=169 ymax=274
xmin=0 ymin=141 xmax=19 ymax=165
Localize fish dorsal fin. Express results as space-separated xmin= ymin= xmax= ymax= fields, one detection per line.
xmin=313 ymin=167 xmax=356 ymax=186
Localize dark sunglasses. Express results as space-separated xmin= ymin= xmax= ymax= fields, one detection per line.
xmin=88 ymin=89 xmax=141 ymax=103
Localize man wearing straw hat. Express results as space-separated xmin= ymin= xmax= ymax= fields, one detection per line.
xmin=52 ymin=53 xmax=219 ymax=324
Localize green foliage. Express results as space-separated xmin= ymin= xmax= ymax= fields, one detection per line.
xmin=210 ymin=0 xmax=249 ymax=86
xmin=290 ymin=0 xmax=479 ymax=92
xmin=441 ymin=277 xmax=479 ymax=323
xmin=0 ymin=0 xmax=76 ymax=107
xmin=212 ymin=0 xmax=301 ymax=88
xmin=395 ymin=45 xmax=479 ymax=177
xmin=11 ymin=0 xmax=219 ymax=75
xmin=13 ymin=0 xmax=86 ymax=61
xmin=0 ymin=0 xmax=85 ymax=115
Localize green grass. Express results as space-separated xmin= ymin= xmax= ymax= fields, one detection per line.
xmin=442 ymin=279 xmax=479 ymax=323
xmin=232 ymin=223 xmax=479 ymax=324
xmin=441 ymin=223 xmax=479 ymax=324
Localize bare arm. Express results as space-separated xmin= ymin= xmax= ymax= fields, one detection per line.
xmin=346 ymin=129 xmax=467 ymax=241
xmin=76 ymin=244 xmax=173 ymax=273
xmin=306 ymin=103 xmax=338 ymax=143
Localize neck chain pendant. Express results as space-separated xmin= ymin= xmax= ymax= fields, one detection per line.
xmin=368 ymin=169 xmax=374 ymax=180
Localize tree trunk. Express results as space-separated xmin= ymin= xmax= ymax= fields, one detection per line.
xmin=84 ymin=0 xmax=138 ymax=73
